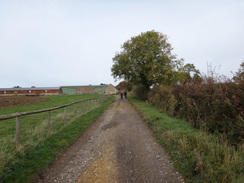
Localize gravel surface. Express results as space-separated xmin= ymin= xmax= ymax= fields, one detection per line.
xmin=34 ymin=96 xmax=184 ymax=183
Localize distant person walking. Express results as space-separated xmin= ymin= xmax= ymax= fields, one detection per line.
xmin=120 ymin=91 xmax=124 ymax=99
xmin=124 ymin=91 xmax=127 ymax=99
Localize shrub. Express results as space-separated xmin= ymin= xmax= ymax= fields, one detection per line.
xmin=132 ymin=84 xmax=150 ymax=101
xmin=147 ymin=81 xmax=244 ymax=146
xmin=147 ymin=85 xmax=177 ymax=116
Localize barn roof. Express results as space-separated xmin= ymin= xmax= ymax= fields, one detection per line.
xmin=61 ymin=85 xmax=109 ymax=89
xmin=0 ymin=87 xmax=60 ymax=91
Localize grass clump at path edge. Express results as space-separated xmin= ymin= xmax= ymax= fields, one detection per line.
xmin=128 ymin=95 xmax=243 ymax=183
xmin=0 ymin=96 xmax=114 ymax=183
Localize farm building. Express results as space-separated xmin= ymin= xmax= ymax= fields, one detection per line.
xmin=0 ymin=84 xmax=118 ymax=96
xmin=0 ymin=87 xmax=62 ymax=96
xmin=61 ymin=84 xmax=118 ymax=95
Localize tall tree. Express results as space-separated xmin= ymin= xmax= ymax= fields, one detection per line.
xmin=178 ymin=63 xmax=201 ymax=83
xmin=111 ymin=30 xmax=180 ymax=89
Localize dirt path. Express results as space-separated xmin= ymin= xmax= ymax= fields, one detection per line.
xmin=34 ymin=96 xmax=184 ymax=183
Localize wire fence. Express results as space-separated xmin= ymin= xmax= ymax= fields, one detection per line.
xmin=0 ymin=95 xmax=110 ymax=171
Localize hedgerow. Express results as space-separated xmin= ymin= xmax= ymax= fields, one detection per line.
xmin=147 ymin=63 xmax=244 ymax=146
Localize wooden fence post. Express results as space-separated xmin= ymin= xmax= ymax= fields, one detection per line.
xmin=83 ymin=101 xmax=86 ymax=113
xmin=88 ymin=100 xmax=90 ymax=111
xmin=64 ymin=107 xmax=67 ymax=123
xmin=16 ymin=116 xmax=20 ymax=147
xmin=74 ymin=104 xmax=77 ymax=115
xmin=81 ymin=101 xmax=84 ymax=114
xmin=48 ymin=110 xmax=51 ymax=136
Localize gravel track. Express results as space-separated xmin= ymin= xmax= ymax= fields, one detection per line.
xmin=34 ymin=96 xmax=184 ymax=183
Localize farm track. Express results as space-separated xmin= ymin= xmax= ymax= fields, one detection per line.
xmin=34 ymin=96 xmax=184 ymax=183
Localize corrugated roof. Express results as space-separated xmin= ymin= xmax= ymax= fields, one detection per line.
xmin=0 ymin=87 xmax=60 ymax=91
xmin=61 ymin=85 xmax=109 ymax=89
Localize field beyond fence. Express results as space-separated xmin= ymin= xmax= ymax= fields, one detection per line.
xmin=0 ymin=94 xmax=110 ymax=174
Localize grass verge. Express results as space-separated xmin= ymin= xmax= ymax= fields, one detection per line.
xmin=0 ymin=96 xmax=114 ymax=183
xmin=128 ymin=95 xmax=243 ymax=183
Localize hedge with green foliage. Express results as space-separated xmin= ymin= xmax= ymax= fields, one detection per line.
xmin=147 ymin=82 xmax=244 ymax=146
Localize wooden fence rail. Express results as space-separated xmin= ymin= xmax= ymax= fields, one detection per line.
xmin=0 ymin=95 xmax=110 ymax=147
xmin=0 ymin=97 xmax=104 ymax=120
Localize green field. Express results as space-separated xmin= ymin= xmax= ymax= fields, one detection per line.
xmin=0 ymin=94 xmax=100 ymax=115
xmin=0 ymin=94 xmax=113 ymax=183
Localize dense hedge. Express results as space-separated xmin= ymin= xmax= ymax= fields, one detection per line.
xmin=147 ymin=82 xmax=244 ymax=146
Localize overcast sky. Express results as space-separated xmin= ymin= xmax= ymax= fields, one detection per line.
xmin=0 ymin=0 xmax=243 ymax=88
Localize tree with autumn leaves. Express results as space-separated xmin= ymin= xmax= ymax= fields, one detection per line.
xmin=111 ymin=30 xmax=200 ymax=92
